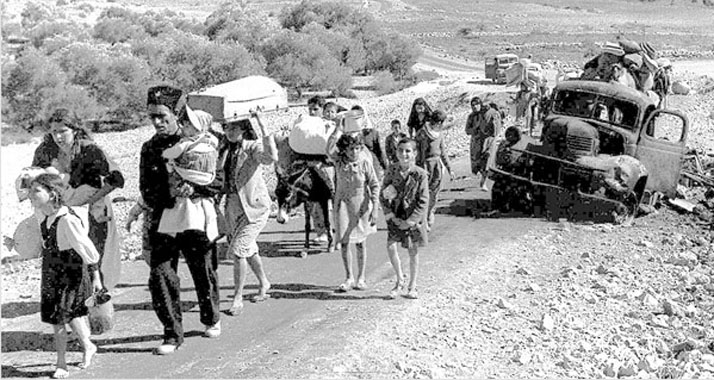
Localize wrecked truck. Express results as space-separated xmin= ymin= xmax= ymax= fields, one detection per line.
xmin=487 ymin=80 xmax=688 ymax=223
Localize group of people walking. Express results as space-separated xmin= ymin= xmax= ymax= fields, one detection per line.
xmin=18 ymin=84 xmax=502 ymax=378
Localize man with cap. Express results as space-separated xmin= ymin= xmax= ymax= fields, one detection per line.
xmin=464 ymin=96 xmax=502 ymax=192
xmin=140 ymin=85 xmax=221 ymax=355
xmin=654 ymin=58 xmax=672 ymax=108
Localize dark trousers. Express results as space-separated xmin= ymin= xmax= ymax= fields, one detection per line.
xmin=148 ymin=229 xmax=220 ymax=346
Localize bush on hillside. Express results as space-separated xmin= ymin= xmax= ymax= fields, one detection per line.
xmin=93 ymin=17 xmax=146 ymax=44
xmin=260 ymin=30 xmax=352 ymax=96
xmin=279 ymin=0 xmax=354 ymax=32
xmin=153 ymin=31 xmax=265 ymax=91
xmin=204 ymin=3 xmax=274 ymax=53
xmin=56 ymin=43 xmax=151 ymax=120
xmin=1 ymin=48 xmax=103 ymax=129
xmin=21 ymin=2 xmax=62 ymax=30
xmin=28 ymin=20 xmax=88 ymax=49
xmin=302 ymin=23 xmax=366 ymax=73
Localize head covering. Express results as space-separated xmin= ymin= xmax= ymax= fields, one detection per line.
xmin=471 ymin=96 xmax=482 ymax=105
xmin=623 ymin=54 xmax=643 ymax=70
xmin=147 ymin=85 xmax=186 ymax=114
xmin=186 ymin=106 xmax=213 ymax=133
xmin=406 ymin=97 xmax=433 ymax=131
xmin=601 ymin=42 xmax=625 ymax=57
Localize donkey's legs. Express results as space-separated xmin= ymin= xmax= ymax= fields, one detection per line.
xmin=301 ymin=202 xmax=311 ymax=258
xmin=321 ymin=199 xmax=334 ymax=253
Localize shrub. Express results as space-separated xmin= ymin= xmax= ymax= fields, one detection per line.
xmin=259 ymin=30 xmax=352 ymax=96
xmin=93 ymin=17 xmax=146 ymax=44
xmin=2 ymin=48 xmax=69 ymax=128
xmin=27 ymin=20 xmax=86 ymax=49
xmin=279 ymin=0 xmax=354 ymax=32
xmin=204 ymin=3 xmax=273 ymax=52
xmin=302 ymin=23 xmax=365 ymax=73
xmin=372 ymin=71 xmax=400 ymax=95
xmin=146 ymin=31 xmax=264 ymax=92
xmin=21 ymin=2 xmax=62 ymax=30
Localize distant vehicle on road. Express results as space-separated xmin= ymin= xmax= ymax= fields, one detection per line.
xmin=485 ymin=54 xmax=519 ymax=84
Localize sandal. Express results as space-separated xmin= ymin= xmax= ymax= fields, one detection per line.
xmin=336 ymin=279 xmax=355 ymax=293
xmin=226 ymin=302 xmax=244 ymax=316
xmin=353 ymin=279 xmax=367 ymax=290
xmin=51 ymin=368 xmax=69 ymax=379
xmin=251 ymin=293 xmax=271 ymax=303
xmin=404 ymin=288 xmax=418 ymax=299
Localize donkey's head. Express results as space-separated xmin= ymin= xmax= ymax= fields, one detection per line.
xmin=274 ymin=166 xmax=314 ymax=224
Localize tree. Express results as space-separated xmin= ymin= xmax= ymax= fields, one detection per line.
xmin=145 ymin=31 xmax=265 ymax=92
xmin=1 ymin=47 xmax=103 ymax=128
xmin=204 ymin=2 xmax=274 ymax=53
xmin=260 ymin=30 xmax=352 ymax=96
xmin=279 ymin=0 xmax=355 ymax=32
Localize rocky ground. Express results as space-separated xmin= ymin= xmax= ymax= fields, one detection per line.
xmin=3 ymin=35 xmax=714 ymax=379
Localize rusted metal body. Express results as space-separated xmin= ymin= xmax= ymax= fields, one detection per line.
xmin=487 ymin=80 xmax=689 ymax=222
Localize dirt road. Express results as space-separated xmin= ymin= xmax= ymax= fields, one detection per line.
xmin=0 ymin=158 xmax=544 ymax=378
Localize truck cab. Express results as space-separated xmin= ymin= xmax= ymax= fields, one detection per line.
xmin=488 ymin=80 xmax=688 ymax=222
xmin=485 ymin=54 xmax=519 ymax=84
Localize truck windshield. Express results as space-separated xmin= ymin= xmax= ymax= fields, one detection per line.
xmin=551 ymin=90 xmax=640 ymax=130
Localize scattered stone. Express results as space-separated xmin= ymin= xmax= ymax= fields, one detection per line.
xmin=668 ymin=251 xmax=699 ymax=268
xmin=672 ymin=81 xmax=691 ymax=95
xmin=581 ymin=251 xmax=591 ymax=259
xmin=525 ymin=283 xmax=541 ymax=292
xmin=603 ymin=359 xmax=622 ymax=377
xmin=516 ymin=267 xmax=530 ymax=275
xmin=540 ymin=314 xmax=554 ymax=331
xmin=496 ymin=298 xmax=514 ymax=310
xmin=514 ymin=350 xmax=532 ymax=365
xmin=639 ymin=240 xmax=655 ymax=249
xmin=638 ymin=354 xmax=663 ymax=373
xmin=672 ymin=339 xmax=699 ymax=353
xmin=619 ymin=360 xmax=638 ymax=377
xmin=662 ymin=299 xmax=686 ymax=317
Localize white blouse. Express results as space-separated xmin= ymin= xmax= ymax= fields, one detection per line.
xmin=43 ymin=206 xmax=100 ymax=265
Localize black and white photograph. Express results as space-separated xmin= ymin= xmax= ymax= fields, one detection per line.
xmin=1 ymin=0 xmax=713 ymax=378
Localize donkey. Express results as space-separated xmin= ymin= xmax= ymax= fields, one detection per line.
xmin=273 ymin=134 xmax=335 ymax=258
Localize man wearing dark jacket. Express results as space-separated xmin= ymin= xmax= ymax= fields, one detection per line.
xmin=464 ymin=96 xmax=502 ymax=191
xmin=140 ymin=85 xmax=221 ymax=355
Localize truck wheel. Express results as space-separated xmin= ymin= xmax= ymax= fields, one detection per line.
xmin=612 ymin=193 xmax=638 ymax=226
xmin=490 ymin=177 xmax=508 ymax=212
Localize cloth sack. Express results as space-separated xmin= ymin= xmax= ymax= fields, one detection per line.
xmin=288 ymin=115 xmax=334 ymax=154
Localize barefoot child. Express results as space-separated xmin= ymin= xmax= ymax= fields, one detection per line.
xmin=29 ymin=173 xmax=103 ymax=378
xmin=326 ymin=129 xmax=380 ymax=292
xmin=380 ymin=138 xmax=430 ymax=299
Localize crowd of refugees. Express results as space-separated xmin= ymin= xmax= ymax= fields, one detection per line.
xmin=11 ymin=78 xmax=503 ymax=377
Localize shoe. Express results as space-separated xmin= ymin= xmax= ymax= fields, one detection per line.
xmin=204 ymin=321 xmax=221 ymax=338
xmin=404 ymin=288 xmax=418 ymax=299
xmin=154 ymin=342 xmax=180 ymax=355
xmin=336 ymin=279 xmax=355 ymax=293
xmin=480 ymin=184 xmax=489 ymax=192
xmin=354 ymin=279 xmax=367 ymax=290
xmin=312 ymin=233 xmax=328 ymax=243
